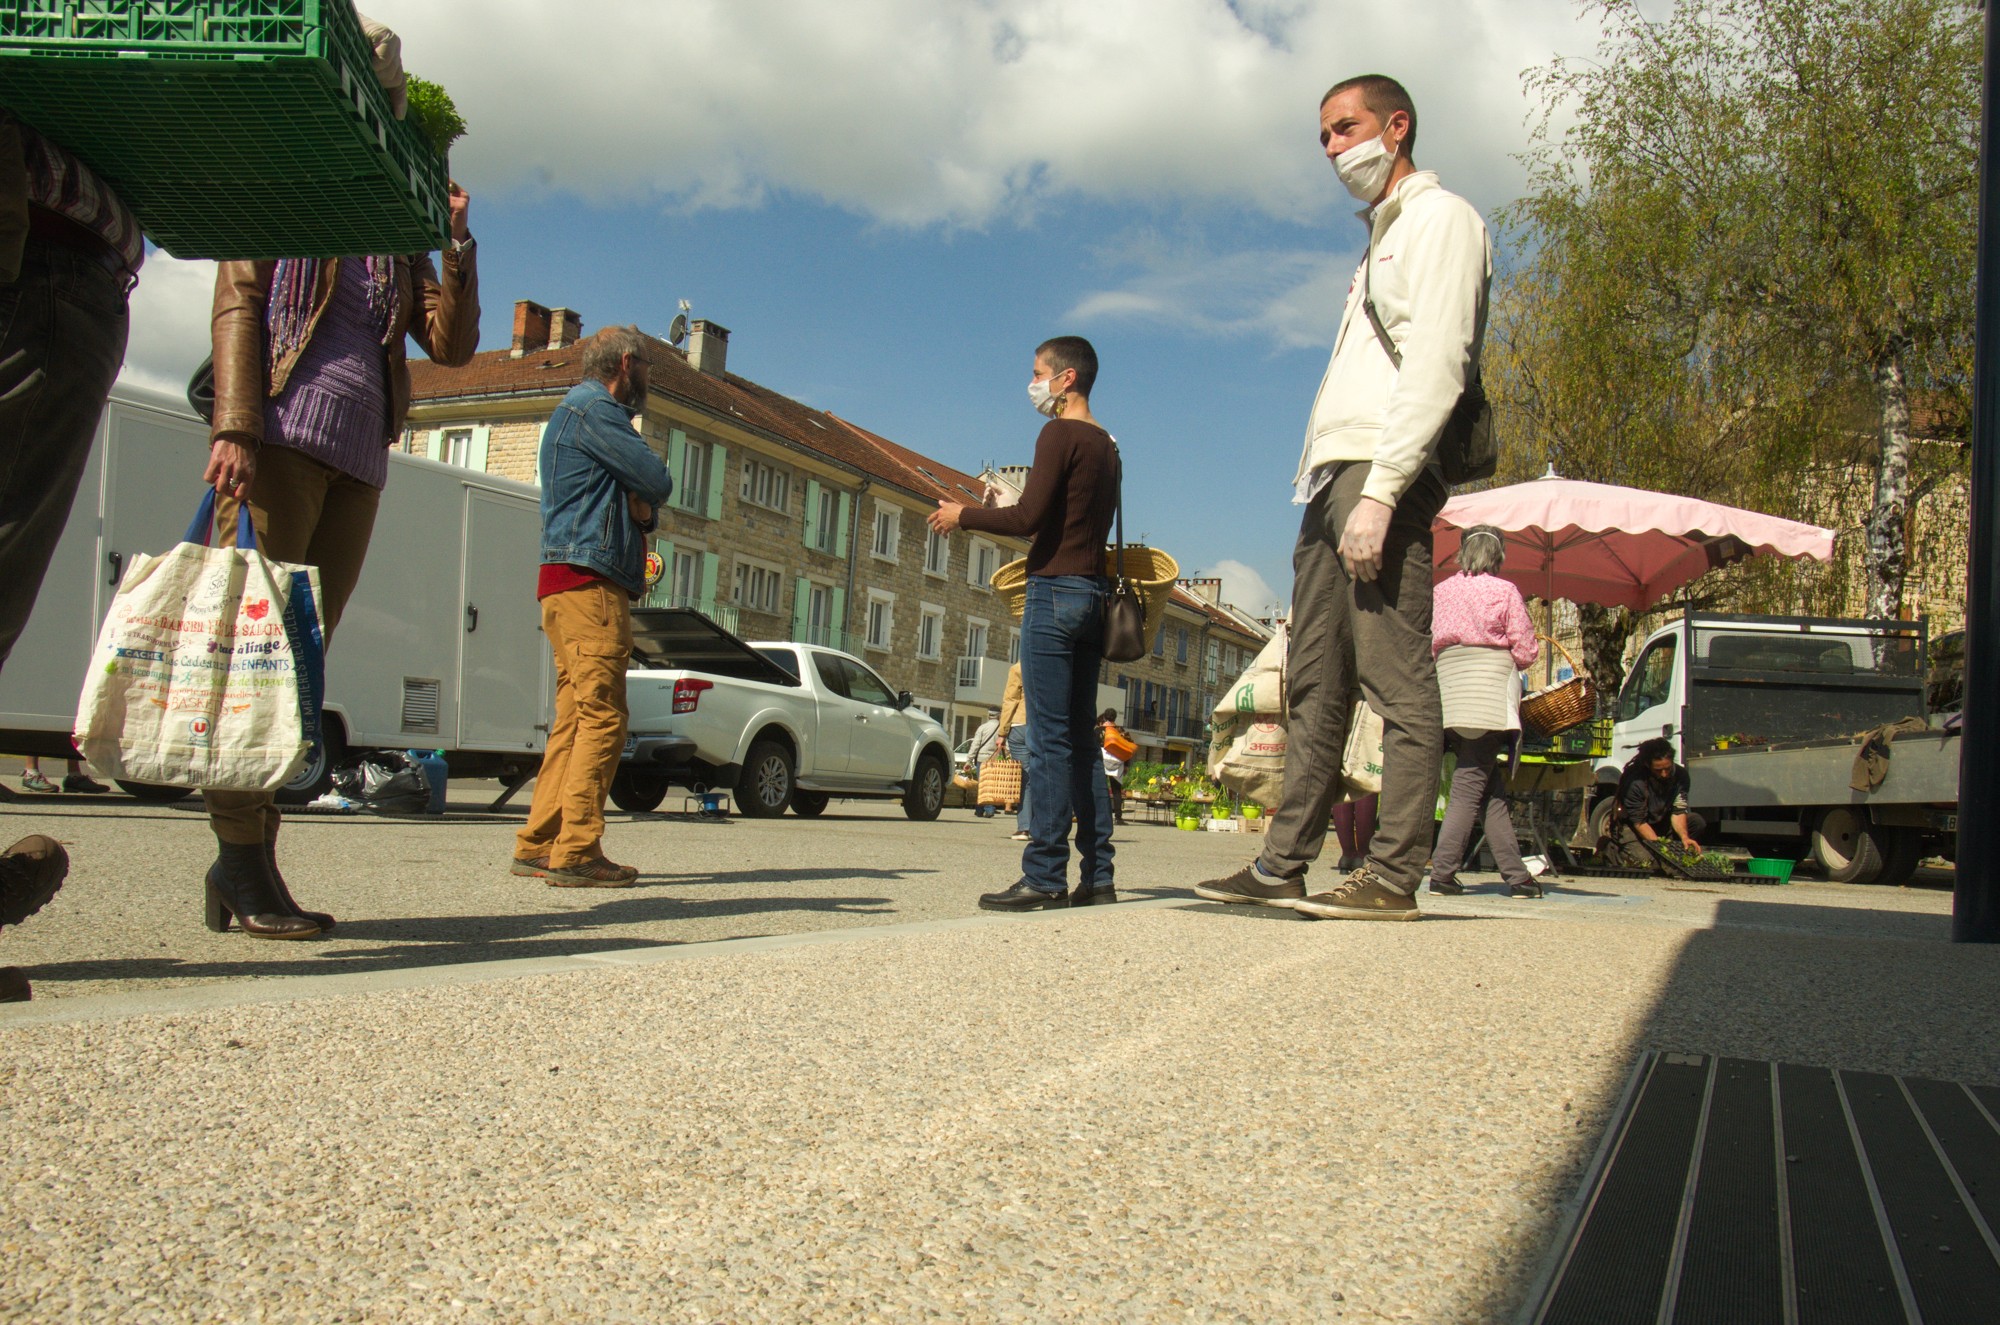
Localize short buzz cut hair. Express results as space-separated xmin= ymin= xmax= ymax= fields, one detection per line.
xmin=1321 ymin=74 xmax=1418 ymax=159
xmin=581 ymin=324 xmax=647 ymax=381
xmin=1036 ymin=335 xmax=1098 ymax=399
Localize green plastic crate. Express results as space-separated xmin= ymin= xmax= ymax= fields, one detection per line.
xmin=0 ymin=0 xmax=448 ymax=259
xmin=1743 ymin=857 xmax=1797 ymax=884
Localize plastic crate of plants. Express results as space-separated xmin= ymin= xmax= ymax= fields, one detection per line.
xmin=1519 ymin=717 xmax=1613 ymax=759
xmin=0 ymin=0 xmax=448 ymax=258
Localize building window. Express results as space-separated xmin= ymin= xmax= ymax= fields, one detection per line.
xmin=969 ymin=539 xmax=998 ymax=588
xmin=671 ymin=550 xmax=702 ymax=606
xmin=924 ymin=529 xmax=950 ymax=578
xmin=866 ymin=591 xmax=895 ymax=651
xmin=965 ymin=618 xmax=989 ymax=660
xmin=803 ymin=582 xmax=837 ymax=647
xmin=442 ymin=428 xmax=472 ymax=467
xmin=918 ymin=604 xmax=945 ymax=661
xmin=1175 ymin=627 xmax=1189 ymax=664
xmin=872 ymin=505 xmax=900 ymax=561
xmin=741 ymin=457 xmax=791 ymax=512
xmin=733 ymin=561 xmax=782 ymax=615
xmin=672 ymin=438 xmax=711 ymax=514
xmin=1007 ymin=628 xmax=1021 ymax=664
xmin=1153 ymin=625 xmax=1166 ymax=658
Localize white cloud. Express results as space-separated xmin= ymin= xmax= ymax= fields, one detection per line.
xmin=1195 ymin=559 xmax=1283 ymax=615
xmin=1066 ymin=234 xmax=1359 ymax=349
xmin=361 ymin=0 xmax=1604 ymax=228
xmin=117 ymin=253 xmax=214 ymax=397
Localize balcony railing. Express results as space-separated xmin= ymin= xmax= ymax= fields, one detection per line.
xmin=639 ymin=591 xmax=740 ymax=636
xmin=793 ymin=623 xmax=857 ymax=653
xmin=957 ymin=655 xmax=986 ymax=690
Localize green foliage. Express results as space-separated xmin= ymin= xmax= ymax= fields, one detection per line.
xmin=1495 ymin=0 xmax=1979 ymax=626
xmin=405 ymin=75 xmax=467 ymax=163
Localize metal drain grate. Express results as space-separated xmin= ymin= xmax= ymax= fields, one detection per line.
xmin=1530 ymin=1051 xmax=2000 ymax=1324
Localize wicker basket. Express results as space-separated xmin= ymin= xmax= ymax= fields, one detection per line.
xmin=1520 ymin=637 xmax=1599 ymax=738
xmin=990 ymin=546 xmax=1181 ymax=653
xmin=976 ymin=755 xmax=1022 ymax=809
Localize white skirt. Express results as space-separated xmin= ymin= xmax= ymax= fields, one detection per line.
xmin=1435 ymin=644 xmax=1522 ymax=733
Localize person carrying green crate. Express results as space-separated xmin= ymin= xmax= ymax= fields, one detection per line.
xmin=0 ymin=110 xmax=148 ymax=1001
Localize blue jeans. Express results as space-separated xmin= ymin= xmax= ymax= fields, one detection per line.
xmin=0 ymin=243 xmax=130 ymax=672
xmin=1008 ymin=723 xmax=1032 ymax=832
xmin=1019 ymin=575 xmax=1115 ymax=894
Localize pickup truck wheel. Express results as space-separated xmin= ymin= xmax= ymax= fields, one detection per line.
xmin=903 ymin=752 xmax=947 ymax=822
xmin=737 ymin=740 xmax=794 ymax=818
xmin=608 ymin=769 xmax=669 ymax=814
xmin=1811 ymin=806 xmax=1887 ymax=884
xmin=1874 ymin=826 xmax=1923 ymax=887
xmin=790 ymin=790 xmax=830 ymax=817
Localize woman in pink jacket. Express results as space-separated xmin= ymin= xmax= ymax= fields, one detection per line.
xmin=1428 ymin=525 xmax=1541 ymax=898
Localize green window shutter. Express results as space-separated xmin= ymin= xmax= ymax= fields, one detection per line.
xmin=468 ymin=425 xmax=490 ymax=472
xmin=699 ymin=552 xmax=719 ymax=614
xmin=424 ymin=429 xmax=443 ymax=461
xmin=834 ymin=492 xmax=851 ymax=559
xmin=791 ymin=577 xmax=811 ymax=641
xmin=705 ymin=444 xmax=727 ymax=521
xmin=831 ymin=587 xmax=848 ymax=651
xmin=803 ymin=479 xmax=821 ymax=549
xmin=648 ymin=538 xmax=675 ymax=609
xmin=668 ymin=430 xmax=689 ymax=510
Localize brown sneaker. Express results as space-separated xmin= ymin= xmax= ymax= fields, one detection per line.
xmin=0 ymin=835 xmax=68 ymax=927
xmin=1193 ymin=863 xmax=1307 ymax=908
xmin=545 ymin=856 xmax=642 ymax=888
xmin=1294 ymin=866 xmax=1421 ymax=921
xmin=510 ymin=855 xmax=551 ymax=878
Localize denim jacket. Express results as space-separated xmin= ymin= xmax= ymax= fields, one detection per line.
xmin=538 ymin=378 xmax=675 ymax=595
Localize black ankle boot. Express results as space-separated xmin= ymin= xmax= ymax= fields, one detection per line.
xmin=205 ymin=842 xmax=321 ymax=939
xmin=264 ymin=841 xmax=334 ymax=931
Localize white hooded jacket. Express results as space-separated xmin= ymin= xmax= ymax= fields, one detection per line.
xmin=1294 ymin=171 xmax=1492 ymax=510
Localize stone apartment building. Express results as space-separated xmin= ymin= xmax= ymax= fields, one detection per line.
xmin=403 ymin=300 xmax=1272 ymax=757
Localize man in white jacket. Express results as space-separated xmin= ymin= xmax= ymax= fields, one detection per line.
xmin=1196 ymin=74 xmax=1490 ymax=921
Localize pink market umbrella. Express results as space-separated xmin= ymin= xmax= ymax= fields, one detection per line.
xmin=1433 ymin=470 xmax=1837 ymax=612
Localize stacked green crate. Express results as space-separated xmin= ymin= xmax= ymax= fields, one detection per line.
xmin=0 ymin=0 xmax=449 ymax=259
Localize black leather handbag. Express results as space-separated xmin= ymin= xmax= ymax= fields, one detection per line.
xmin=1102 ymin=445 xmax=1148 ymax=663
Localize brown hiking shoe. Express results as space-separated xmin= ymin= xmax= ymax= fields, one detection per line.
xmin=510 ymin=855 xmax=551 ymax=878
xmin=0 ymin=835 xmax=68 ymax=928
xmin=1293 ymin=866 xmax=1421 ymax=921
xmin=545 ymin=856 xmax=642 ymax=888
xmin=1193 ymin=863 xmax=1307 ymax=908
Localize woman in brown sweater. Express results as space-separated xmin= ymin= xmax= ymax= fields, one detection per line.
xmin=931 ymin=336 xmax=1119 ymax=909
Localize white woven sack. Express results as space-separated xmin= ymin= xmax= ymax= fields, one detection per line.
xmin=74 ymin=500 xmax=317 ymax=792
xmin=1341 ymin=699 xmax=1386 ymax=800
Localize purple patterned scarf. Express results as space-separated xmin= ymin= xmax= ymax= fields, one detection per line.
xmin=267 ymin=257 xmax=397 ymax=353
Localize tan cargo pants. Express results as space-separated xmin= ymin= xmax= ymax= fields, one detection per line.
xmin=514 ymin=580 xmax=633 ymax=869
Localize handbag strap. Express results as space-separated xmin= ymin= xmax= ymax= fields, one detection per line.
xmin=185 ymin=487 xmax=258 ymax=552
xmin=1361 ymin=247 xmax=1402 ymax=370
xmin=1108 ymin=438 xmax=1131 ymax=593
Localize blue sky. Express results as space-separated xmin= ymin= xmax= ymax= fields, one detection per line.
xmin=119 ymin=0 xmax=1610 ymax=614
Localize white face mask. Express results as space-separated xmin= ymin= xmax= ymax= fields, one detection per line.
xmin=1334 ymin=130 xmax=1397 ymax=204
xmin=1027 ymin=374 xmax=1063 ymax=417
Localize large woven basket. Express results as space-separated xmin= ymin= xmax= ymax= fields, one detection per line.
xmin=1520 ymin=636 xmax=1599 ymax=738
xmin=976 ymin=755 xmax=1023 ymax=809
xmin=990 ymin=546 xmax=1181 ymax=652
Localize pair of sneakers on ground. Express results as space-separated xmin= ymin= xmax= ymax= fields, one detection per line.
xmin=19 ymin=771 xmax=105 ymax=795
xmin=1196 ymin=859 xmax=1423 ymax=920
xmin=509 ymin=852 xmax=644 ymax=888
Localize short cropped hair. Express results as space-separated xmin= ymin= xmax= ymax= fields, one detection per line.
xmin=1459 ymin=525 xmax=1506 ymax=576
xmin=1322 ymin=74 xmax=1418 ymax=159
xmin=581 ymin=325 xmax=647 ymax=381
xmin=1037 ymin=335 xmax=1098 ymax=399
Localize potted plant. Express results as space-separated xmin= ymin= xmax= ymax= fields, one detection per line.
xmin=1241 ymin=801 xmax=1263 ymax=820
xmin=1174 ymin=792 xmax=1200 ymax=830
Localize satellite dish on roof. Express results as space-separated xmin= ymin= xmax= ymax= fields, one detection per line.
xmin=668 ymin=313 xmax=689 ymax=347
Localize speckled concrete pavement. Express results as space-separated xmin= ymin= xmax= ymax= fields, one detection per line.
xmin=1 ymin=788 xmax=1990 ymax=1322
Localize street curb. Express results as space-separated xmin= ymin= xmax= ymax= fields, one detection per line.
xmin=0 ymin=895 xmax=1199 ymax=1028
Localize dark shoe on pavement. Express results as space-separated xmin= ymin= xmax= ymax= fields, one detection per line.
xmin=0 ymin=835 xmax=68 ymax=928
xmin=0 ymin=966 xmax=29 ymax=1002
xmin=1193 ymin=863 xmax=1306 ymax=908
xmin=979 ymin=880 xmax=1067 ymax=911
xmin=1427 ymin=877 xmax=1465 ymax=896
xmin=510 ymin=855 xmax=551 ymax=878
xmin=1070 ymin=884 xmax=1117 ymax=906
xmin=1294 ymin=866 xmax=1422 ymax=921
xmin=1509 ymin=880 xmax=1544 ymax=899
xmin=546 ymin=856 xmax=642 ymax=888
xmin=61 ymin=774 xmax=107 ymax=794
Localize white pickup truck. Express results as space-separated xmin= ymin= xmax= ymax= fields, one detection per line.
xmin=611 ymin=608 xmax=955 ymax=821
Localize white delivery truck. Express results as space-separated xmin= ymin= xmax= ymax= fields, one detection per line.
xmin=0 ymin=382 xmax=553 ymax=802
xmin=1592 ymin=611 xmax=1958 ymax=884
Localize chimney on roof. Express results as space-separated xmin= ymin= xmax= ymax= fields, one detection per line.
xmin=1181 ymin=577 xmax=1223 ymax=606
xmin=688 ymin=319 xmax=730 ymax=376
xmin=510 ymin=300 xmax=551 ymax=358
xmin=549 ymin=307 xmax=582 ymax=350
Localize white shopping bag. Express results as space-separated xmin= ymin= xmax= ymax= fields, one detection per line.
xmin=1341 ymin=699 xmax=1386 ymax=800
xmin=74 ymin=491 xmax=326 ymax=792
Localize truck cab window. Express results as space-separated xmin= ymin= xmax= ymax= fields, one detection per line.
xmin=1621 ymin=639 xmax=1677 ymax=719
xmin=841 ymin=658 xmax=897 ymax=708
xmin=812 ymin=652 xmax=850 ymax=698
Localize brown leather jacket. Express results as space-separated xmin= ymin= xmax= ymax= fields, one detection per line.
xmin=209 ymin=246 xmax=479 ymax=447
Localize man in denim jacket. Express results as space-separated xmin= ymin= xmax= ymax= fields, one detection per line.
xmin=512 ymin=327 xmax=674 ymax=886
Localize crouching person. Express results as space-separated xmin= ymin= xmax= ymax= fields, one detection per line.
xmin=511 ymin=327 xmax=673 ymax=886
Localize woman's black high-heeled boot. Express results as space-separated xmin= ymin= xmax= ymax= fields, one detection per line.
xmin=264 ymin=840 xmax=335 ymax=932
xmin=204 ymin=842 xmax=321 ymax=939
